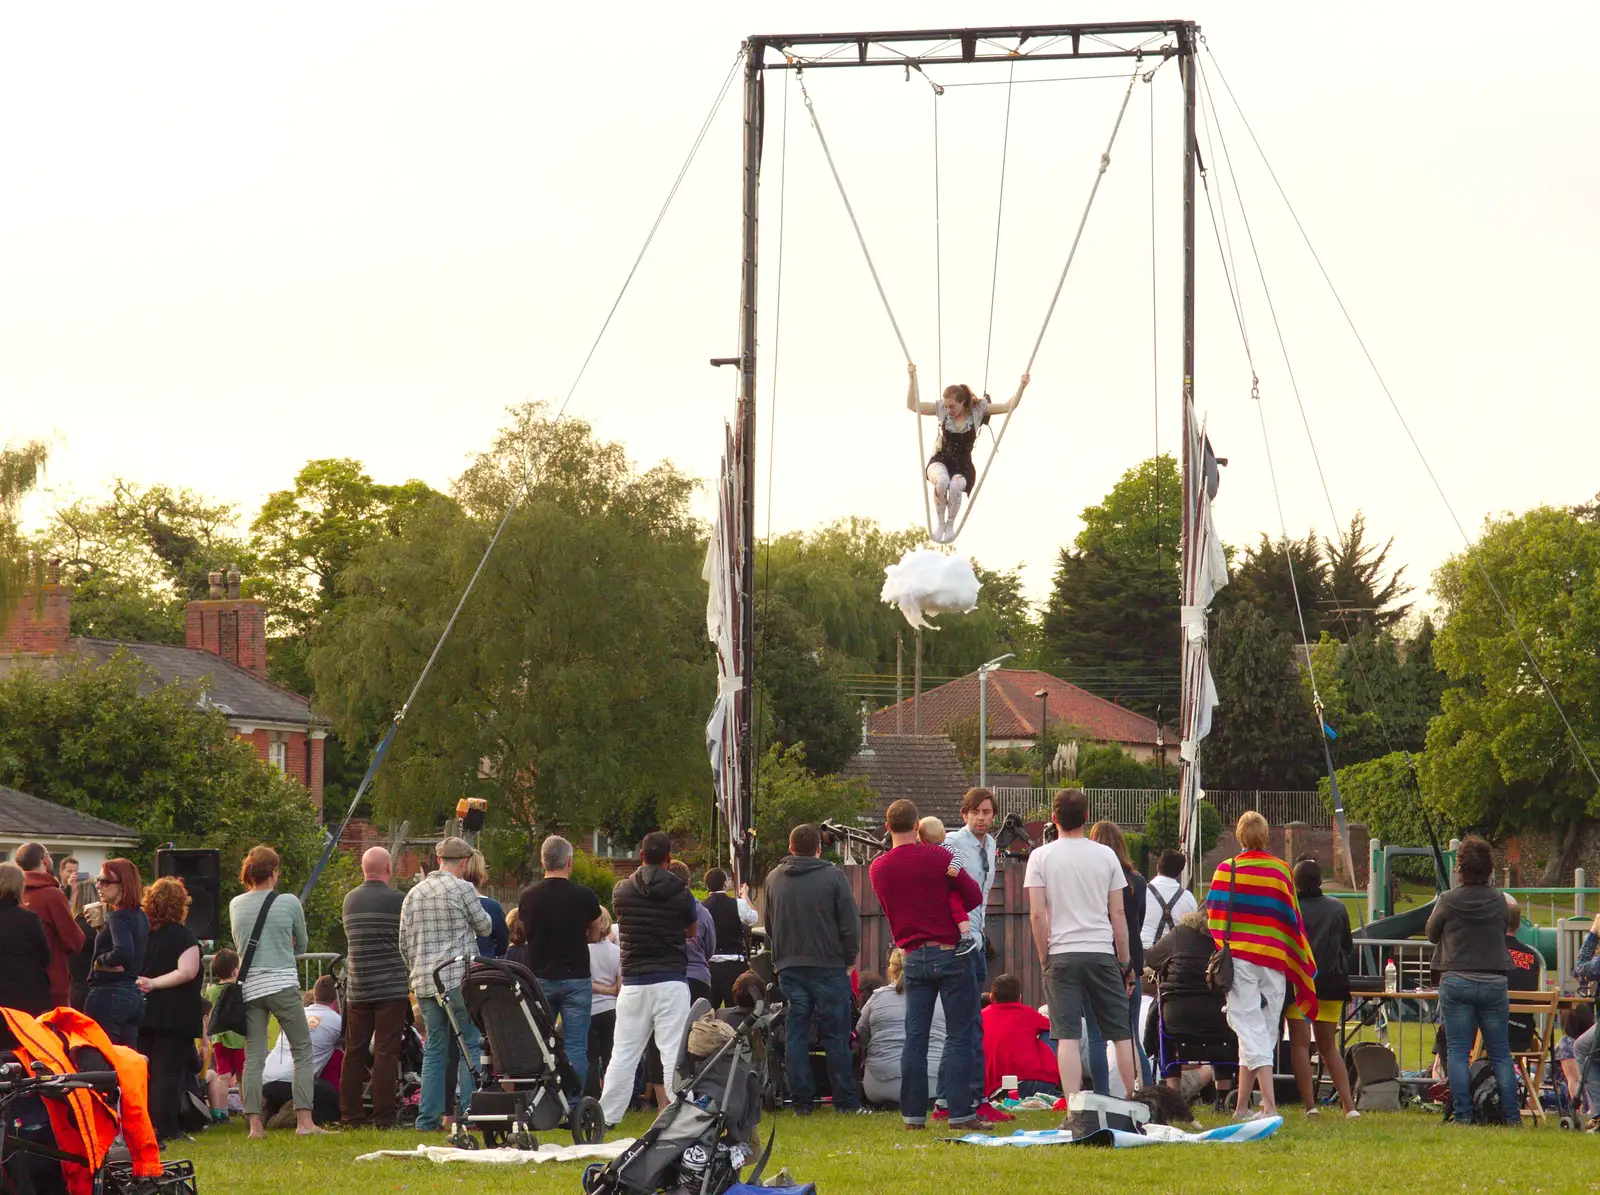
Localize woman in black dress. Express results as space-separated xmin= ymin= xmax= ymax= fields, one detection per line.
xmin=906 ymin=362 xmax=1027 ymax=542
xmin=0 ymin=863 xmax=51 ymax=1015
xmin=137 ymin=876 xmax=204 ymax=1142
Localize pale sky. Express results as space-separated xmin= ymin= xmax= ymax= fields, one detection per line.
xmin=4 ymin=2 xmax=1595 ymax=612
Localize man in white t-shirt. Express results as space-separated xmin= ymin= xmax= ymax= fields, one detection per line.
xmin=1023 ymin=788 xmax=1136 ymax=1107
xmin=262 ymin=976 xmax=343 ymax=1126
xmin=1142 ymin=849 xmax=1200 ymax=949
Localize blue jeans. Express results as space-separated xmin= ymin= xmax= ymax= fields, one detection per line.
xmin=1439 ymin=974 xmax=1520 ymax=1125
xmin=541 ymin=977 xmax=592 ymax=1093
xmin=903 ymin=946 xmax=976 ymax=1125
xmin=1085 ymin=974 xmax=1152 ymax=1093
xmin=937 ymin=951 xmax=987 ymax=1106
xmin=781 ymin=966 xmax=859 ymax=1112
xmin=419 ymin=988 xmax=482 ymax=1131
xmin=85 ymin=983 xmax=144 ymax=1049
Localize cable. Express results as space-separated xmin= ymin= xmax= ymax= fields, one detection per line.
xmin=981 ymin=59 xmax=1017 ymax=400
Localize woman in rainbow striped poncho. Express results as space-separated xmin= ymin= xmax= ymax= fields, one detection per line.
xmin=1207 ymin=811 xmax=1318 ymax=1121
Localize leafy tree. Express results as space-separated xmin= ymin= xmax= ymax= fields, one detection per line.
xmin=1144 ymin=795 xmax=1223 ymax=854
xmin=38 ymin=480 xmax=252 ymax=641
xmin=1203 ymin=602 xmax=1321 ymax=790
xmin=1040 ymin=455 xmax=1179 ymax=717
xmin=1322 ymin=512 xmax=1412 ymax=636
xmin=0 ymin=653 xmax=357 ymax=949
xmin=309 ymin=403 xmax=711 ymax=844
xmin=754 ymin=594 xmax=859 ymax=776
xmin=1421 ymin=506 xmax=1600 ymax=879
xmin=1 ymin=441 xmax=49 ymax=635
xmin=1222 ymin=532 xmax=1328 ymax=644
xmin=1076 ymin=743 xmax=1164 ymax=789
xmin=747 ymin=743 xmax=872 ymax=882
xmin=1319 ymin=751 xmax=1451 ymax=881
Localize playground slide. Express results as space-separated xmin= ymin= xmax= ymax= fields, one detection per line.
xmin=1355 ymin=900 xmax=1436 ymax=943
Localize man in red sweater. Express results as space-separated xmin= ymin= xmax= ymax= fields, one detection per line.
xmin=18 ymin=842 xmax=85 ymax=1009
xmin=869 ymin=799 xmax=983 ymax=1130
xmin=981 ymin=973 xmax=1061 ymax=1099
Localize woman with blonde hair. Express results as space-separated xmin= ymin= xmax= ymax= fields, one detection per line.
xmin=1206 ymin=812 xmax=1317 ymax=1120
xmin=464 ymin=850 xmax=509 ymax=960
xmin=585 ymin=907 xmax=621 ymax=1101
xmin=856 ymin=948 xmax=948 ymax=1107
xmin=906 ymin=363 xmax=1028 ymax=542
xmin=137 ymin=876 xmax=205 ymax=1142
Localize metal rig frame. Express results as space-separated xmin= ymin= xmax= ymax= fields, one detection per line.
xmin=730 ymin=22 xmax=1200 ymax=878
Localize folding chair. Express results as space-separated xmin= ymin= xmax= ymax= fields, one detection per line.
xmin=1507 ymin=990 xmax=1559 ymax=1125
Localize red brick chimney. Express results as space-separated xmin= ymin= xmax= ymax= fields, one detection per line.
xmin=185 ymin=564 xmax=269 ymax=679
xmin=0 ymin=559 xmax=71 ymax=656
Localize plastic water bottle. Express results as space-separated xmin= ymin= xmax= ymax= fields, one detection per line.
xmin=1384 ymin=960 xmax=1397 ymax=993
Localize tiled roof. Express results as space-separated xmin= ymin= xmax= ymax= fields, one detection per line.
xmin=867 ymin=668 xmax=1164 ymax=746
xmin=839 ymin=734 xmax=972 ymax=824
xmin=0 ymin=786 xmax=140 ymax=842
xmin=73 ymin=638 xmax=324 ymax=726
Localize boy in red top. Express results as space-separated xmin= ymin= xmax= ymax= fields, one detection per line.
xmin=869 ymin=799 xmax=983 ymax=1130
xmin=981 ymin=973 xmax=1061 ymax=1100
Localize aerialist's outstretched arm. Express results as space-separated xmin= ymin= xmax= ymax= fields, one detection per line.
xmin=906 ymin=362 xmax=939 ymax=416
xmin=985 ymin=372 xmax=1030 ymax=416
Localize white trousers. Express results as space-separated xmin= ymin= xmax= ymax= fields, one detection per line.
xmin=599 ymin=980 xmax=691 ymax=1126
xmin=1226 ymin=958 xmax=1286 ymax=1072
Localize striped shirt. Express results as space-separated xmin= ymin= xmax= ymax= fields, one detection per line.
xmin=228 ymin=889 xmax=307 ymax=1002
xmin=400 ymin=869 xmax=491 ymax=998
xmin=342 ymin=880 xmax=409 ymax=1003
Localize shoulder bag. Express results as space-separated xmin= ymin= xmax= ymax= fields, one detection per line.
xmin=208 ymin=891 xmax=278 ymax=1038
xmin=1205 ymin=858 xmax=1237 ymax=997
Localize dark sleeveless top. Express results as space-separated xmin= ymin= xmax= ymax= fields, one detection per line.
xmin=703 ymin=891 xmax=747 ymax=959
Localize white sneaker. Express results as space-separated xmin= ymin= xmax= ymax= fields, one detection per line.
xmin=1304 ymin=1107 xmax=1321 ymax=1117
xmin=1344 ymin=1110 xmax=1362 ymax=1120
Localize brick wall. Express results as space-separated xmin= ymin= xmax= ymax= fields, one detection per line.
xmin=185 ymin=599 xmax=269 ymax=678
xmin=1202 ymin=821 xmax=1369 ymax=888
xmin=0 ymin=576 xmax=70 ymax=656
xmin=238 ymin=727 xmax=323 ymax=815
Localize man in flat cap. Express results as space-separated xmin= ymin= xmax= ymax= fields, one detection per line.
xmin=400 ymin=836 xmax=492 ymax=1132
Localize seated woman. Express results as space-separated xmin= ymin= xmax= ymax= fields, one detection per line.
xmin=1144 ymin=910 xmax=1232 ymax=1083
xmin=856 ymin=948 xmax=946 ymax=1108
xmin=906 ymin=363 xmax=1027 ymax=543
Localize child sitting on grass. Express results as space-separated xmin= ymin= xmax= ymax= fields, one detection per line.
xmin=918 ymin=816 xmax=980 ymax=955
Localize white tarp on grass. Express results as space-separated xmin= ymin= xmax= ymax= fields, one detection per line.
xmin=356 ymin=1139 xmax=635 ymax=1165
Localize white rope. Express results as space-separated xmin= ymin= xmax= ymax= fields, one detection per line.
xmin=948 ymin=61 xmax=1144 ymax=542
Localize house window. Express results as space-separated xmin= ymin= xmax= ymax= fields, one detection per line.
xmin=268 ymin=740 xmax=287 ymax=774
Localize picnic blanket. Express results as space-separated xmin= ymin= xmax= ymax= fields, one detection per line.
xmin=952 ymin=1117 xmax=1283 ymax=1149
xmin=356 ymin=1139 xmax=635 ymax=1165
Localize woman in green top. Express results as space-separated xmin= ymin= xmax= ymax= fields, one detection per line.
xmin=228 ymin=844 xmax=324 ymax=1138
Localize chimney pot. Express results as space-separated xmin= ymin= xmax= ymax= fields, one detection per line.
xmin=226 ymin=564 xmax=241 ymax=600
xmin=208 ymin=571 xmax=225 ymax=599
xmin=46 ymin=558 xmax=61 ymax=585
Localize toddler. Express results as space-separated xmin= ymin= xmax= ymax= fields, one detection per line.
xmin=918 ymin=816 xmax=978 ymax=953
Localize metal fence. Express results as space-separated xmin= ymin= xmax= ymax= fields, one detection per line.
xmin=990 ymin=787 xmax=1329 ymax=830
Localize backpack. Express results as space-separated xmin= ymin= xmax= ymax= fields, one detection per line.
xmin=1345 ymin=1042 xmax=1402 ymax=1112
xmin=1461 ymin=1059 xmax=1507 ymax=1125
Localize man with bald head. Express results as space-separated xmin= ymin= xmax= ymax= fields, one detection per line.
xmin=340 ymin=846 xmax=410 ymax=1126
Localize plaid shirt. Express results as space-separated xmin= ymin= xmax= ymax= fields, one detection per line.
xmin=399 ymin=869 xmax=492 ymax=997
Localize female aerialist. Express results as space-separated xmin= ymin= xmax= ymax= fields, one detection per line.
xmin=906 ymin=362 xmax=1028 ymax=542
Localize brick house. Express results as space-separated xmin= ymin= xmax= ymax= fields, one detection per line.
xmin=0 ymin=562 xmax=327 ymax=811
xmin=868 ymin=667 xmax=1172 ymax=766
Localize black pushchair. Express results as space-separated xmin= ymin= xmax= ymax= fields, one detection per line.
xmin=582 ymin=1006 xmax=776 ymax=1195
xmin=433 ymin=956 xmax=606 ymax=1149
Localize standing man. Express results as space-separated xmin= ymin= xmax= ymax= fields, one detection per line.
xmin=938 ymin=790 xmax=1009 ymax=1121
xmin=400 ymin=837 xmax=492 ymax=1133
xmin=57 ymin=856 xmax=79 ymax=894
xmin=1024 ymin=789 xmax=1137 ymax=1109
xmin=765 ymin=824 xmax=864 ymax=1116
xmin=599 ymin=832 xmax=699 ymax=1129
xmin=702 ymin=869 xmax=757 ymax=1009
xmin=17 ymin=843 xmax=84 ymax=1010
xmin=518 ymin=835 xmax=603 ymax=1092
xmin=1143 ymin=850 xmax=1199 ymax=949
xmin=339 ymin=847 xmax=410 ymax=1127
xmin=869 ymin=800 xmax=983 ymax=1131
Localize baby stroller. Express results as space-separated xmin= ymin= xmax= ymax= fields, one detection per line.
xmin=582 ymin=1005 xmax=777 ymax=1195
xmin=434 ymin=956 xmax=606 ymax=1149
xmin=329 ymin=957 xmax=424 ymax=1126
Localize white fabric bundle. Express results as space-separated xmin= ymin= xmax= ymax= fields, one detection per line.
xmin=880 ymin=548 xmax=981 ymax=630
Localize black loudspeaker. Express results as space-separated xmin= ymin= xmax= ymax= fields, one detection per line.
xmin=155 ymin=848 xmax=222 ymax=941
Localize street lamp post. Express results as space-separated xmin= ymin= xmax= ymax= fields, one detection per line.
xmin=977 ymin=653 xmax=1014 ymax=789
xmin=1035 ymin=687 xmax=1050 ymax=789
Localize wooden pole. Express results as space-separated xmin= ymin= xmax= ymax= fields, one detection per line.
xmin=913 ymin=627 xmax=923 ymax=734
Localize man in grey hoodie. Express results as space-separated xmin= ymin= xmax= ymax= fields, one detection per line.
xmin=764 ymin=823 xmax=864 ymax=1114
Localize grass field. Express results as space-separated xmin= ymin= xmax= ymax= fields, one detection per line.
xmin=177 ymin=1103 xmax=1597 ymax=1195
